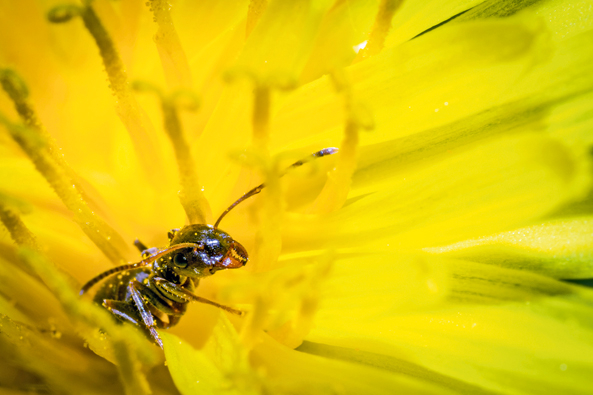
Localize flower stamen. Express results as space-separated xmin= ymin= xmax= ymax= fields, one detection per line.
xmin=308 ymin=71 xmax=373 ymax=214
xmin=252 ymin=85 xmax=271 ymax=152
xmin=246 ymin=0 xmax=268 ymax=38
xmin=17 ymin=248 xmax=157 ymax=393
xmin=133 ymin=82 xmax=212 ymax=224
xmin=0 ymin=197 xmax=40 ymax=252
xmin=146 ymin=0 xmax=192 ymax=88
xmin=47 ymin=3 xmax=164 ymax=179
xmin=0 ymin=115 xmax=128 ymax=264
xmin=355 ymin=0 xmax=404 ymax=61
xmin=0 ymin=69 xmax=75 ymax=178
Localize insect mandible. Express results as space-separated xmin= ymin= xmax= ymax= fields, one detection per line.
xmin=79 ymin=148 xmax=338 ymax=348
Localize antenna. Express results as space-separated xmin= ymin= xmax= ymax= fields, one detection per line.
xmin=213 ymin=147 xmax=338 ymax=229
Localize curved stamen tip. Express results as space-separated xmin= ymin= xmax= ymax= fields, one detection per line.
xmin=0 ymin=69 xmax=30 ymax=98
xmin=47 ymin=4 xmax=81 ymax=23
xmin=131 ymin=80 xmax=163 ymax=96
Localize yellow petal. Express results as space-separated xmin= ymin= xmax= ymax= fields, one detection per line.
xmin=385 ymin=0 xmax=481 ymax=47
xmin=232 ymin=0 xmax=334 ymax=84
xmin=425 ymin=217 xmax=593 ymax=278
xmin=533 ymin=0 xmax=593 ymax=41
xmin=315 ymin=252 xmax=447 ymax=321
xmin=451 ymin=0 xmax=593 ymax=42
xmin=300 ymin=0 xmax=379 ymax=83
xmin=162 ymin=331 xmax=242 ymax=395
xmin=308 ymin=260 xmax=593 ymax=394
xmin=283 ymin=133 xmax=590 ymax=252
xmin=253 ymin=332 xmax=453 ymax=394
xmin=273 ymin=15 xmax=551 ymax=151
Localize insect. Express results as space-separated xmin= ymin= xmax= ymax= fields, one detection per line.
xmin=79 ymin=148 xmax=338 ymax=348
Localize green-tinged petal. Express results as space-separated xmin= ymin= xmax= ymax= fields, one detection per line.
xmin=273 ymin=15 xmax=551 ymax=151
xmin=307 ymin=258 xmax=593 ymax=394
xmin=384 ymin=0 xmax=482 ymax=47
xmin=276 ymin=12 xmax=593 ymax=157
xmin=503 ymin=27 xmax=593 ymax=109
xmin=314 ymin=252 xmax=576 ymax=320
xmin=452 ymin=0 xmax=593 ymax=41
xmin=297 ymin=341 xmax=498 ymax=395
xmin=533 ymin=0 xmax=593 ymax=41
xmin=444 ymin=258 xmax=579 ymax=304
xmin=330 ymin=300 xmax=593 ymax=395
xmin=283 ymin=133 xmax=590 ymax=251
xmin=546 ymin=91 xmax=593 ymax=148
xmin=313 ymin=252 xmax=447 ymax=320
xmin=425 ymin=216 xmax=593 ymax=278
xmin=164 ymin=313 xmax=454 ymax=394
xmin=253 ymin=333 xmax=455 ymax=395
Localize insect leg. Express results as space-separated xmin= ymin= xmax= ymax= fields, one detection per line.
xmin=103 ymin=299 xmax=142 ymax=326
xmin=134 ymin=280 xmax=185 ymax=317
xmin=153 ymin=277 xmax=244 ymax=316
xmin=128 ymin=281 xmax=164 ymax=348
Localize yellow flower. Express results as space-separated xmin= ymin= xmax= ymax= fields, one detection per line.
xmin=1 ymin=0 xmax=593 ymax=394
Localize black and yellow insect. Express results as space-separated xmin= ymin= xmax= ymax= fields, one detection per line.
xmin=79 ymin=148 xmax=337 ymax=348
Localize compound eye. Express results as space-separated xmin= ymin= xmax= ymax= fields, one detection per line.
xmin=173 ymin=253 xmax=188 ymax=268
